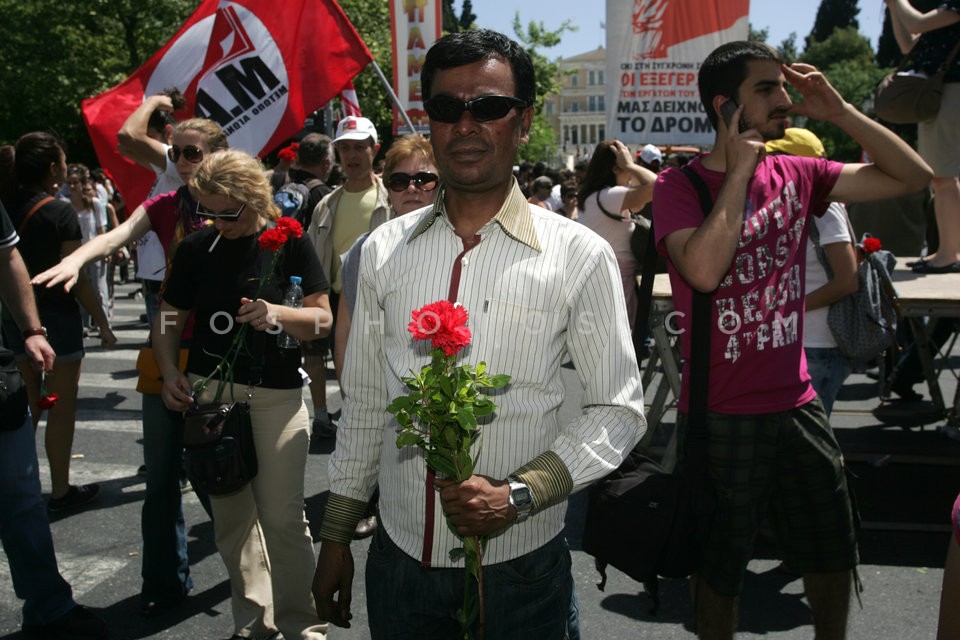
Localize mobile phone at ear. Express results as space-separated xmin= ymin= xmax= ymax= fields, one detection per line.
xmin=719 ymin=99 xmax=739 ymax=130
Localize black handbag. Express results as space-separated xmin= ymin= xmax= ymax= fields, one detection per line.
xmin=0 ymin=347 xmax=29 ymax=432
xmin=183 ymin=400 xmax=258 ymax=496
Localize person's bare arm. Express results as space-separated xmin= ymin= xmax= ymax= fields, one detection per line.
xmin=886 ymin=0 xmax=960 ymax=41
xmin=782 ymin=63 xmax=932 ymax=203
xmin=0 ymin=246 xmax=56 ymax=370
xmin=806 ymin=241 xmax=859 ymax=311
xmin=663 ymin=103 xmax=764 ymax=292
xmin=32 ymin=205 xmax=153 ymax=292
xmin=117 ymin=94 xmax=172 ymax=171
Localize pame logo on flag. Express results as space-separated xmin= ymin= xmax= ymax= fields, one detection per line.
xmin=145 ymin=3 xmax=288 ymax=153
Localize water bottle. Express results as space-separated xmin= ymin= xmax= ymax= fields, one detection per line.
xmin=277 ymin=276 xmax=303 ymax=349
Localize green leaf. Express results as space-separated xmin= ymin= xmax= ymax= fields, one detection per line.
xmin=449 ymin=546 xmax=465 ymax=562
xmin=456 ymin=406 xmax=477 ymax=431
xmin=487 ymin=374 xmax=511 ymax=388
xmin=475 ymin=361 xmax=486 ymax=376
xmin=426 ymin=452 xmax=459 ymax=479
xmin=386 ymin=395 xmax=412 ymax=414
xmin=396 ymin=430 xmax=423 ymax=448
xmin=457 ymin=449 xmax=474 ymax=477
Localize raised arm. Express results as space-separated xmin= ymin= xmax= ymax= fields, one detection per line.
xmin=117 ymin=94 xmax=173 ymax=171
xmin=886 ymin=0 xmax=960 ymax=44
xmin=783 ymin=63 xmax=932 ymax=203
xmin=663 ymin=103 xmax=765 ymax=292
xmin=32 ymin=204 xmax=153 ymax=292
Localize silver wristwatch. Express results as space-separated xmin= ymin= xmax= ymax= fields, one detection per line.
xmin=507 ymin=477 xmax=534 ymax=524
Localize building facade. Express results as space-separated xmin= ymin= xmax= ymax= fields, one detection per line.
xmin=544 ymin=46 xmax=607 ymax=162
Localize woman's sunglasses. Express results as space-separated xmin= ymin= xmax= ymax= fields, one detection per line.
xmin=195 ymin=202 xmax=245 ymax=220
xmin=167 ymin=144 xmax=204 ymax=164
xmin=423 ymin=95 xmax=528 ymax=123
xmin=386 ymin=171 xmax=439 ymax=193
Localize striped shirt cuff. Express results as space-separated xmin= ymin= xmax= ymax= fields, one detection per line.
xmin=512 ymin=451 xmax=574 ymax=512
xmin=319 ymin=493 xmax=369 ymax=544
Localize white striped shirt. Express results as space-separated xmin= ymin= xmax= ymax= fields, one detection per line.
xmin=323 ymin=179 xmax=645 ymax=567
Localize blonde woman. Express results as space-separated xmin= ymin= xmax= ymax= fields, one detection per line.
xmin=155 ymin=150 xmax=331 ymax=640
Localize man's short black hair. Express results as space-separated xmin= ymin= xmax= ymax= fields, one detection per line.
xmin=421 ymin=29 xmax=536 ymax=107
xmin=699 ymin=41 xmax=783 ymax=129
xmin=298 ymin=133 xmax=332 ymax=166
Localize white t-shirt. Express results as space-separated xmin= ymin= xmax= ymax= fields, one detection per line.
xmin=578 ymin=185 xmax=635 ymax=263
xmin=804 ymin=202 xmax=852 ymax=348
xmin=136 ymin=144 xmax=183 ymax=281
xmin=75 ymin=198 xmax=102 ymax=243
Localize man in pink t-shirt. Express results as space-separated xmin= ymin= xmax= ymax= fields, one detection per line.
xmin=652 ymin=40 xmax=932 ymax=639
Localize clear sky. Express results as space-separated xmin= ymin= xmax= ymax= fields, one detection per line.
xmin=470 ymin=0 xmax=886 ymax=60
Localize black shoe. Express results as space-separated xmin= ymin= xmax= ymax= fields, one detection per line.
xmin=48 ymin=484 xmax=100 ymax=513
xmin=911 ymin=260 xmax=960 ymax=274
xmin=140 ymin=592 xmax=187 ymax=617
xmin=22 ymin=605 xmax=107 ymax=639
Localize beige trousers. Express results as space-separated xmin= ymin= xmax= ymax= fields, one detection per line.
xmin=196 ymin=380 xmax=327 ymax=640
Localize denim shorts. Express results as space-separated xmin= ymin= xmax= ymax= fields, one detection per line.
xmin=1 ymin=309 xmax=84 ymax=363
xmin=677 ymin=399 xmax=859 ymax=596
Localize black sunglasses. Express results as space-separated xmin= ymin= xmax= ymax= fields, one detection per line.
xmin=386 ymin=171 xmax=439 ymax=193
xmin=195 ymin=202 xmax=245 ymax=220
xmin=424 ymin=95 xmax=528 ymax=124
xmin=167 ymin=144 xmax=204 ymax=164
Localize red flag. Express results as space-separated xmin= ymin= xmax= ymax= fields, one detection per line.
xmin=82 ymin=0 xmax=372 ymax=209
xmin=340 ymin=81 xmax=361 ymax=117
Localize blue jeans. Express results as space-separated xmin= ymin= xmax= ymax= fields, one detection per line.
xmin=366 ymin=525 xmax=580 ymax=640
xmin=805 ymin=347 xmax=854 ymax=416
xmin=0 ymin=415 xmax=75 ymax=626
xmin=140 ymin=393 xmax=212 ymax=601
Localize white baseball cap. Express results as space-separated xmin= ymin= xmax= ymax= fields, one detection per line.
xmin=639 ymin=144 xmax=663 ymax=164
xmin=333 ymin=116 xmax=378 ymax=144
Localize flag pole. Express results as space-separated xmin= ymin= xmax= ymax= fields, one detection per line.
xmin=368 ymin=60 xmax=419 ymax=134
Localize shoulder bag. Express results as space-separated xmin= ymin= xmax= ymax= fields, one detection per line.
xmin=583 ymin=166 xmax=716 ymax=615
xmin=595 ymin=191 xmax=648 ymax=263
xmin=875 ymin=38 xmax=960 ymax=124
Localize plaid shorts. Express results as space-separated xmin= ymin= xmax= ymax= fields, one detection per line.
xmin=677 ymin=398 xmax=859 ymax=596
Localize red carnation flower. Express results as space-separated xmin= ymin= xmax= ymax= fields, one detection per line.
xmin=258 ymin=227 xmax=287 ymax=252
xmin=861 ymin=237 xmax=882 ymax=254
xmin=38 ymin=393 xmax=59 ymax=410
xmin=408 ymin=300 xmax=471 ymax=356
xmin=275 ymin=217 xmax=303 ymax=240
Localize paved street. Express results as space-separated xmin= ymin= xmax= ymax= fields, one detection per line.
xmin=1 ymin=280 xmax=958 ymax=639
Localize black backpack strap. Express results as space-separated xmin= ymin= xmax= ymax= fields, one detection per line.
xmin=633 ymin=206 xmax=659 ymax=356
xmin=678 ymin=166 xmax=715 ymax=446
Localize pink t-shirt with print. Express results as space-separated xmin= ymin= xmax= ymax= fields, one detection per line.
xmin=653 ymin=154 xmax=842 ymax=414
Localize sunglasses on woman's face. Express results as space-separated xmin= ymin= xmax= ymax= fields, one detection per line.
xmin=423 ymin=95 xmax=528 ymax=123
xmin=195 ymin=202 xmax=245 ymax=220
xmin=386 ymin=171 xmax=439 ymax=193
xmin=167 ymin=144 xmax=204 ymax=164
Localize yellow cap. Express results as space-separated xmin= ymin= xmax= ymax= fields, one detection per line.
xmin=764 ymin=127 xmax=825 ymax=158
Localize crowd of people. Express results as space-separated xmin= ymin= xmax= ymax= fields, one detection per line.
xmin=2 ymin=16 xmax=960 ymax=640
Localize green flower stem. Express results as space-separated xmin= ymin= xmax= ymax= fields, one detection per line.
xmin=389 ymin=347 xmax=509 ymax=640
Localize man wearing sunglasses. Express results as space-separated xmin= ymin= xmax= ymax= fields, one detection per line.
xmin=313 ymin=30 xmax=643 ymax=639
xmin=305 ymin=116 xmax=390 ymax=440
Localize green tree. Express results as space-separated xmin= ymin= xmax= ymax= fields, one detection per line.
xmin=798 ymin=27 xmax=888 ymax=161
xmin=807 ymin=0 xmax=859 ymax=47
xmin=0 ymin=0 xmax=198 ymax=164
xmin=503 ymin=14 xmax=576 ymax=164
